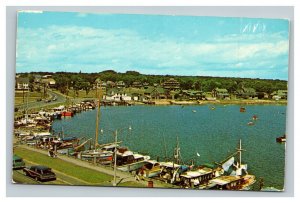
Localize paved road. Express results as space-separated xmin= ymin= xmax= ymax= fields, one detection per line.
xmin=16 ymin=90 xmax=95 ymax=112
xmin=19 ymin=145 xmax=176 ymax=188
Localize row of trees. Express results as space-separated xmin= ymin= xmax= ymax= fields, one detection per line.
xmin=24 ymin=70 xmax=288 ymax=95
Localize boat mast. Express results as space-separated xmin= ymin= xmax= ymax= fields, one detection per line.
xmin=237 ymin=139 xmax=243 ymax=166
xmin=174 ymin=136 xmax=181 ymax=164
xmin=94 ymin=82 xmax=102 ymax=148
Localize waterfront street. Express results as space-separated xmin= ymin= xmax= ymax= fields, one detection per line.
xmin=13 ymin=144 xmax=178 ymax=188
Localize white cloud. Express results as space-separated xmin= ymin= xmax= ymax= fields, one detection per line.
xmin=16 ymin=25 xmax=289 ymax=79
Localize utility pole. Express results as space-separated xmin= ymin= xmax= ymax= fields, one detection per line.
xmin=113 ymin=130 xmax=118 ymax=186
xmin=94 ymin=82 xmax=102 ymax=149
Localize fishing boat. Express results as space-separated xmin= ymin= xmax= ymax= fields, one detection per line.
xmin=276 ymin=134 xmax=286 ymax=143
xmin=159 ymin=137 xmax=190 ymax=184
xmin=240 ymin=107 xmax=246 ymax=112
xmin=202 ymin=140 xmax=256 ymax=190
xmin=159 ymin=162 xmax=189 ymax=184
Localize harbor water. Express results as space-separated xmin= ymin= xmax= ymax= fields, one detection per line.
xmin=52 ymin=105 xmax=286 ymax=190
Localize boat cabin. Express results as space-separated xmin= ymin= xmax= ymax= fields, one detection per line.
xmin=180 ymin=167 xmax=215 ymax=188
xmin=205 ymin=176 xmax=245 ymax=190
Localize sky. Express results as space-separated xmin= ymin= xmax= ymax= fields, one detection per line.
xmin=16 ymin=11 xmax=290 ymax=80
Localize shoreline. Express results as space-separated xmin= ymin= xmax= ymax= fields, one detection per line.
xmin=131 ymin=99 xmax=287 ymax=106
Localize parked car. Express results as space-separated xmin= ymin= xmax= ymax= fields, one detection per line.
xmin=13 ymin=155 xmax=25 ymax=170
xmin=23 ymin=165 xmax=56 ymax=181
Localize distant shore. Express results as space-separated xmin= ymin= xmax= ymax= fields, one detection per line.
xmin=132 ymin=99 xmax=288 ymax=106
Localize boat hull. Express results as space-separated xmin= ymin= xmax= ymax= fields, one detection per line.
xmin=117 ymin=161 xmax=147 ymax=172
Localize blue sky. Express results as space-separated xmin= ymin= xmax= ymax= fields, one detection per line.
xmin=16 ymin=11 xmax=290 ymax=80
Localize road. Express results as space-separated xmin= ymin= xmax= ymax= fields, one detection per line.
xmin=15 ymin=90 xmax=67 ymax=111
xmin=17 ymin=145 xmax=177 ymax=188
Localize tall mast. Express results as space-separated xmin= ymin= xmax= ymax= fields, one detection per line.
xmin=174 ymin=136 xmax=181 ymax=164
xmin=238 ymin=139 xmax=242 ymax=166
xmin=25 ymin=89 xmax=29 ymax=122
xmin=94 ymin=82 xmax=102 ymax=148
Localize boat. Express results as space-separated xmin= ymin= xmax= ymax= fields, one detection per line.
xmin=202 ymin=140 xmax=256 ymax=190
xmin=240 ymin=107 xmax=246 ymax=112
xmin=138 ymin=160 xmax=162 ymax=178
xmin=180 ymin=166 xmax=222 ymax=188
xmin=192 ymin=110 xmax=197 ymax=113
xmin=210 ymin=106 xmax=216 ymax=110
xmin=159 ymin=162 xmax=189 ymax=184
xmin=116 ymin=150 xmax=150 ymax=172
xmin=252 ymin=115 xmax=258 ymax=120
xmin=276 ymin=134 xmax=286 ymax=143
xmin=62 ymin=111 xmax=74 ymax=117
xmin=247 ymin=121 xmax=255 ymax=126
xmin=159 ymin=136 xmax=190 ymax=184
xmin=203 ymin=174 xmax=256 ymax=190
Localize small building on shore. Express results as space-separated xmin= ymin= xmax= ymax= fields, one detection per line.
xmin=211 ymin=88 xmax=229 ymax=99
xmin=181 ymin=90 xmax=204 ymax=100
xmin=271 ymin=90 xmax=288 ymax=100
xmin=235 ymin=87 xmax=257 ymax=99
xmin=144 ymin=85 xmax=167 ymax=99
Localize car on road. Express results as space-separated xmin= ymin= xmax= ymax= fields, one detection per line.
xmin=13 ymin=155 xmax=25 ymax=170
xmin=23 ymin=165 xmax=56 ymax=181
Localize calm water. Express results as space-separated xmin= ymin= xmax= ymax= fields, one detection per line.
xmin=52 ymin=105 xmax=286 ymax=189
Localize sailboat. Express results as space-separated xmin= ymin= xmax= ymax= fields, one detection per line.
xmin=159 ymin=136 xmax=189 ymax=184
xmin=77 ymin=83 xmax=114 ymax=164
xmin=202 ymin=140 xmax=256 ymax=190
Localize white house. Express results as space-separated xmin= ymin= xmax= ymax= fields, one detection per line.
xmin=104 ymin=93 xmax=132 ymax=101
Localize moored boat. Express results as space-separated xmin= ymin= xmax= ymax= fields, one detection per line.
xmin=201 ymin=140 xmax=256 ymax=190
xmin=139 ymin=160 xmax=161 ymax=178
xmin=116 ymin=150 xmax=150 ymax=172
xmin=276 ymin=134 xmax=286 ymax=143
xmin=240 ymin=107 xmax=246 ymax=112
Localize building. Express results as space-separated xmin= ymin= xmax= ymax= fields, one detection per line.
xmin=163 ymin=78 xmax=180 ymax=90
xmin=42 ymin=75 xmax=53 ymax=79
xmin=211 ymin=88 xmax=229 ymax=99
xmin=131 ymin=81 xmax=142 ymax=88
xmin=271 ymin=90 xmax=288 ymax=100
xmin=116 ymin=81 xmax=126 ymax=88
xmin=41 ymin=78 xmax=56 ymax=88
xmin=94 ymin=78 xmax=107 ymax=92
xmin=104 ymin=89 xmax=131 ymax=101
xmin=235 ymin=87 xmax=257 ymax=99
xmin=181 ymin=90 xmax=204 ymax=100
xmin=15 ymin=77 xmax=29 ymax=90
xmin=144 ymin=85 xmax=167 ymax=99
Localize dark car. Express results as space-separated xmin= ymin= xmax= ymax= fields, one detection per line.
xmin=23 ymin=165 xmax=56 ymax=182
xmin=13 ymin=155 xmax=25 ymax=170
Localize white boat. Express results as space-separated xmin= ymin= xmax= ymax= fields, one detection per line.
xmin=201 ymin=140 xmax=256 ymax=190
xmin=116 ymin=151 xmax=150 ymax=172
xmin=180 ymin=166 xmax=221 ymax=188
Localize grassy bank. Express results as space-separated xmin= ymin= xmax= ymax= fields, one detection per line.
xmin=14 ymin=147 xmax=113 ymax=184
